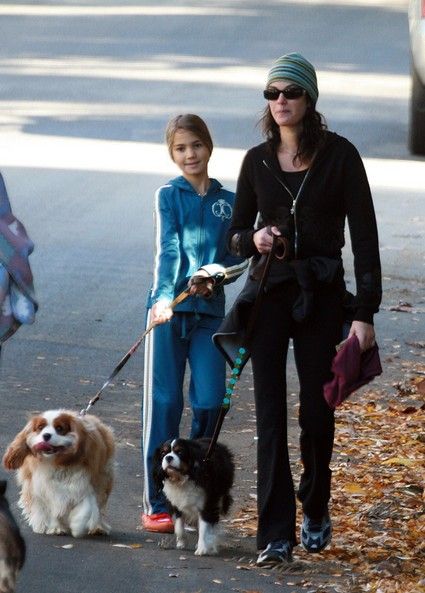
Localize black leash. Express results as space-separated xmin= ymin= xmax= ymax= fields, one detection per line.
xmin=79 ymin=272 xmax=225 ymax=416
xmin=204 ymin=233 xmax=285 ymax=462
xmin=79 ymin=288 xmax=191 ymax=416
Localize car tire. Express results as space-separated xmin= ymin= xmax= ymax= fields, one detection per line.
xmin=409 ymin=62 xmax=425 ymax=155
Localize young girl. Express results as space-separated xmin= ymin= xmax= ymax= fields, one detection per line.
xmin=141 ymin=114 xmax=246 ymax=533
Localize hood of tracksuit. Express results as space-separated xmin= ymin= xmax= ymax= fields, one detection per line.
xmin=168 ymin=175 xmax=223 ymax=196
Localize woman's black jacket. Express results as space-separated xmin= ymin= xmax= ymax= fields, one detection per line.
xmin=228 ymin=131 xmax=382 ymax=324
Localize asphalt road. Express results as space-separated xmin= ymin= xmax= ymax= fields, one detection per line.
xmin=0 ymin=1 xmax=423 ymax=592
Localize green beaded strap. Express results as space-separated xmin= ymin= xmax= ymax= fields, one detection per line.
xmin=203 ymin=237 xmax=278 ymax=463
xmin=223 ymin=347 xmax=247 ymax=410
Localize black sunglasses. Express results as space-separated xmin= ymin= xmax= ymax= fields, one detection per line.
xmin=263 ymin=86 xmax=306 ymax=101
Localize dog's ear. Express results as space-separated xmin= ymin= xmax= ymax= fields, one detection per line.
xmin=3 ymin=429 xmax=31 ymax=470
xmin=191 ymin=459 xmax=202 ymax=483
xmin=188 ymin=441 xmax=205 ymax=483
xmin=152 ymin=446 xmax=166 ymax=494
xmin=152 ymin=440 xmax=173 ymax=493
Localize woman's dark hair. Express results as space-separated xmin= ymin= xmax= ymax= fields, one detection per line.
xmin=165 ymin=114 xmax=213 ymax=159
xmin=259 ymin=96 xmax=327 ymax=163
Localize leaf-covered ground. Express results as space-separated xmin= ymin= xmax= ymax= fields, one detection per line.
xmin=230 ymin=365 xmax=424 ymax=593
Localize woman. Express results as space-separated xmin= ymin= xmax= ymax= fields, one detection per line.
xmin=226 ymin=53 xmax=381 ymax=565
xmin=141 ymin=114 xmax=246 ymax=533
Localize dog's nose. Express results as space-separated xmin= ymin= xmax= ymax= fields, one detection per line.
xmin=42 ymin=433 xmax=52 ymax=442
xmin=164 ymin=454 xmax=173 ymax=463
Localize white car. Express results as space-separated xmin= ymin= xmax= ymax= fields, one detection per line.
xmin=408 ymin=0 xmax=425 ymax=154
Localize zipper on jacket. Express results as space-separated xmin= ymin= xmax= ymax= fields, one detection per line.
xmin=194 ymin=194 xmax=205 ymax=314
xmin=197 ymin=185 xmax=216 ymax=267
xmin=262 ymin=159 xmax=311 ymax=258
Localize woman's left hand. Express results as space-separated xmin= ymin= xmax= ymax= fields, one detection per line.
xmin=253 ymin=226 xmax=281 ymax=254
xmin=348 ymin=320 xmax=376 ymax=352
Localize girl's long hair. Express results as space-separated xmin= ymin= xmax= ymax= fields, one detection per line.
xmin=259 ymin=97 xmax=327 ymax=162
xmin=165 ymin=114 xmax=213 ymax=159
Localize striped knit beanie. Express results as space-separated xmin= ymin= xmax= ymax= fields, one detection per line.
xmin=266 ymin=52 xmax=318 ymax=104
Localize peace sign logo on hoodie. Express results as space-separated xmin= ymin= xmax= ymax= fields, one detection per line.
xmin=212 ymin=199 xmax=232 ymax=221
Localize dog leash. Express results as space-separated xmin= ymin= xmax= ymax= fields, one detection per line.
xmin=79 ymin=288 xmax=190 ymax=416
xmin=79 ymin=273 xmax=224 ymax=415
xmin=79 ymin=270 xmax=224 ymax=416
xmin=203 ymin=233 xmax=286 ymax=462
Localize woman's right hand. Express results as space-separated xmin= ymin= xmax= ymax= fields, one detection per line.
xmin=348 ymin=320 xmax=376 ymax=352
xmin=150 ymin=300 xmax=173 ymax=325
xmin=253 ymin=226 xmax=281 ymax=254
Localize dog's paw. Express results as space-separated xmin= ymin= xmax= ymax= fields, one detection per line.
xmin=31 ymin=522 xmax=57 ymax=535
xmin=31 ymin=525 xmax=45 ymax=534
xmin=45 ymin=526 xmax=67 ymax=535
xmin=175 ymin=538 xmax=186 ymax=550
xmin=194 ymin=544 xmax=218 ymax=556
xmin=88 ymin=521 xmax=110 ymax=536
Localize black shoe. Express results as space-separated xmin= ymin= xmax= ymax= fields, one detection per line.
xmin=300 ymin=512 xmax=332 ymax=553
xmin=256 ymin=540 xmax=293 ymax=567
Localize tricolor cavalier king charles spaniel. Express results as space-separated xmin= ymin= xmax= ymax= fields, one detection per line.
xmin=2 ymin=409 xmax=114 ymax=538
xmin=153 ymin=437 xmax=234 ymax=556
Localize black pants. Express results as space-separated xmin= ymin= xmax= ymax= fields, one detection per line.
xmin=250 ymin=281 xmax=343 ymax=549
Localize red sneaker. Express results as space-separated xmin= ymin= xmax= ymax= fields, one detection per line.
xmin=141 ymin=512 xmax=174 ymax=534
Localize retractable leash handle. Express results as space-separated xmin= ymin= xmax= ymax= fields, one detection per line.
xmin=204 ymin=235 xmax=279 ymax=462
xmin=188 ymin=270 xmax=226 ymax=292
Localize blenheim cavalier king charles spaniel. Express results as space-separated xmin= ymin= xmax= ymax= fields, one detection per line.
xmin=3 ymin=409 xmax=114 ymax=538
